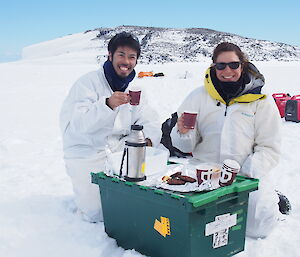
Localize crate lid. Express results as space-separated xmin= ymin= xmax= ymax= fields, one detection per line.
xmin=186 ymin=176 xmax=258 ymax=207
xmin=91 ymin=173 xmax=258 ymax=208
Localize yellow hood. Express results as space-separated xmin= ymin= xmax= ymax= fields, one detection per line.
xmin=204 ymin=67 xmax=266 ymax=106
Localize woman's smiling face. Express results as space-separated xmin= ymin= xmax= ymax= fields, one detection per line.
xmin=215 ymin=51 xmax=243 ymax=82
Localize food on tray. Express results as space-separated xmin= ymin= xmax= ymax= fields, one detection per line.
xmin=178 ymin=175 xmax=196 ymax=183
xmin=162 ymin=176 xmax=171 ymax=182
xmin=167 ymin=178 xmax=186 ymax=185
xmin=170 ymin=171 xmax=182 ymax=178
xmin=162 ymin=171 xmax=196 ymax=186
xmin=158 ymin=163 xmax=222 ymax=192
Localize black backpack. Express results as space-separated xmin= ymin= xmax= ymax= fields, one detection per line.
xmin=160 ymin=112 xmax=192 ymax=158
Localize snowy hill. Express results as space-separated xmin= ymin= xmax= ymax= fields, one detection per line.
xmin=22 ymin=25 xmax=300 ymax=63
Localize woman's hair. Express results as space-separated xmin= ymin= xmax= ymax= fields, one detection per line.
xmin=212 ymin=42 xmax=249 ymax=66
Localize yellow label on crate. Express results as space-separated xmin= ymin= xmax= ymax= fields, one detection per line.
xmin=141 ymin=162 xmax=146 ymax=173
xmin=154 ymin=216 xmax=171 ymax=237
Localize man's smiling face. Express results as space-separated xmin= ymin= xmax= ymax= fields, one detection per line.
xmin=109 ymin=46 xmax=138 ymax=78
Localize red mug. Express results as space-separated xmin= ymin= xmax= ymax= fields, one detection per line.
xmin=129 ymin=90 xmax=141 ymax=105
xmin=183 ymin=112 xmax=197 ymax=129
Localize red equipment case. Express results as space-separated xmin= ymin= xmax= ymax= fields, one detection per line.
xmin=285 ymin=95 xmax=300 ymax=123
xmin=272 ymin=93 xmax=291 ymax=118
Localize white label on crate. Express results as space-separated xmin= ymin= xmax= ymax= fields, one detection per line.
xmin=213 ymin=214 xmax=230 ymax=248
xmin=205 ymin=213 xmax=237 ymax=237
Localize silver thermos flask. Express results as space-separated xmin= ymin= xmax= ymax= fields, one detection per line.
xmin=119 ymin=124 xmax=147 ymax=182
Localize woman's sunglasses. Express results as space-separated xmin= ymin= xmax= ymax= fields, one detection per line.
xmin=214 ymin=62 xmax=242 ymax=70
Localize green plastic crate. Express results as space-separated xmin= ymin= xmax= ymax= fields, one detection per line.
xmin=91 ymin=172 xmax=258 ymax=257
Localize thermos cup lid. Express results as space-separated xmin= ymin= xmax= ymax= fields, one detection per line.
xmin=131 ymin=124 xmax=143 ymax=130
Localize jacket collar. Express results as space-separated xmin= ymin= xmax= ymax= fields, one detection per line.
xmin=204 ymin=63 xmax=266 ymax=105
xmin=103 ymin=60 xmax=136 ymax=92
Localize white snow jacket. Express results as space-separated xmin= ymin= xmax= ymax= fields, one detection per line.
xmin=60 ymin=66 xmax=162 ymax=159
xmin=171 ymin=65 xmax=282 ymax=180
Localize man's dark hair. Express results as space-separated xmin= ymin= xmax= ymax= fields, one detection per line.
xmin=108 ymin=32 xmax=141 ymax=58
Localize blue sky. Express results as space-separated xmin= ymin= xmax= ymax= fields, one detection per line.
xmin=1 ymin=0 xmax=299 ymax=63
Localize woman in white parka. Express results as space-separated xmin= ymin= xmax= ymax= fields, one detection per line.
xmin=171 ymin=42 xmax=290 ymax=238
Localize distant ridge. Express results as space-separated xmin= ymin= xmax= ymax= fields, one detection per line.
xmin=23 ymin=25 xmax=300 ymax=63
xmin=91 ymin=25 xmax=300 ymax=63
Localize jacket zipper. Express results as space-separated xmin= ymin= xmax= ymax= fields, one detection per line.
xmin=224 ymin=104 xmax=228 ymax=116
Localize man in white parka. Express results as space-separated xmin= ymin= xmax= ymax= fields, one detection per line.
xmin=171 ymin=42 xmax=290 ymax=238
xmin=60 ymin=32 xmax=161 ymax=222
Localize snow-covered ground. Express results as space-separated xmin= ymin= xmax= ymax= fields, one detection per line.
xmin=0 ymin=53 xmax=300 ymax=257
